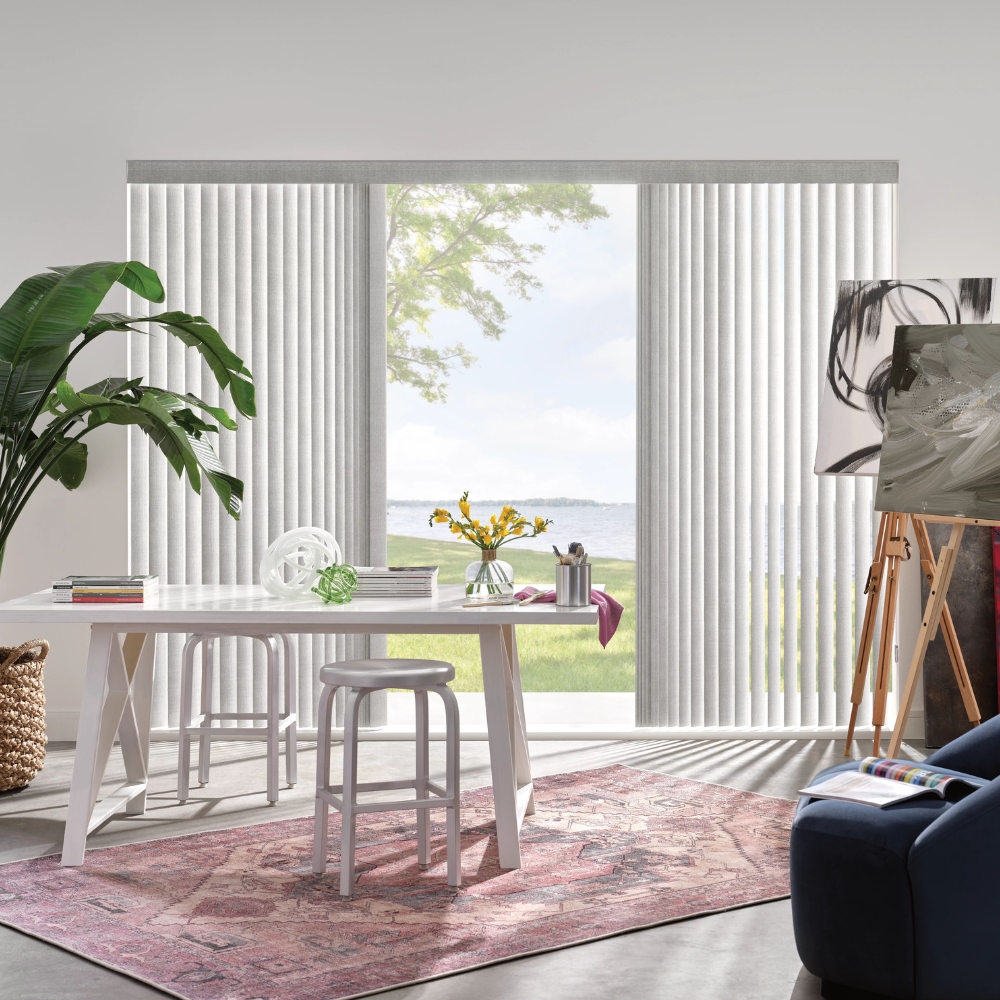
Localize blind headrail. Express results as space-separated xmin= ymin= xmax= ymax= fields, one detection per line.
xmin=127 ymin=160 xmax=899 ymax=186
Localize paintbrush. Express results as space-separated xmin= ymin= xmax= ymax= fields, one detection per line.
xmin=519 ymin=590 xmax=551 ymax=605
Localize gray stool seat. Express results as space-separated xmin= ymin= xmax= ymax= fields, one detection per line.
xmin=318 ymin=658 xmax=455 ymax=689
xmin=313 ymin=657 xmax=461 ymax=898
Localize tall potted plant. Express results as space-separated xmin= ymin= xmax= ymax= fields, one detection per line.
xmin=0 ymin=260 xmax=254 ymax=569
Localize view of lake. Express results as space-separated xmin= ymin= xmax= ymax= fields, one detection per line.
xmin=388 ymin=502 xmax=637 ymax=561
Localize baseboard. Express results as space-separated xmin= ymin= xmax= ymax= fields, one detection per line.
xmin=43 ymin=710 xmax=925 ymax=744
xmin=45 ymin=710 xmax=83 ymax=742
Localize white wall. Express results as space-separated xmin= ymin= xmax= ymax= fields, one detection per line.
xmin=1 ymin=0 xmax=996 ymax=735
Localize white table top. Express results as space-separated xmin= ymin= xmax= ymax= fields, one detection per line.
xmin=0 ymin=584 xmax=600 ymax=628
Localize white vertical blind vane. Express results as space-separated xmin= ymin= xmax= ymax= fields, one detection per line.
xmin=637 ymin=181 xmax=895 ymax=728
xmin=128 ymin=182 xmax=387 ymax=731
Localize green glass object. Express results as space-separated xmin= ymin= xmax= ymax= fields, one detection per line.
xmin=311 ymin=563 xmax=358 ymax=604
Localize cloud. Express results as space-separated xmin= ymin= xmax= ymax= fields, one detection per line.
xmin=582 ymin=337 xmax=636 ymax=383
xmin=387 ymin=402 xmax=635 ymax=502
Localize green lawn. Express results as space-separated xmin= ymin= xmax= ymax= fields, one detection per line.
xmin=385 ymin=534 xmax=635 ymax=692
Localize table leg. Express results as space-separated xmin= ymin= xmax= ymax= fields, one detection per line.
xmin=62 ymin=626 xmax=116 ymax=866
xmin=122 ymin=633 xmax=155 ymax=814
xmin=62 ymin=628 xmax=153 ymax=866
xmin=480 ymin=625 xmax=533 ymax=869
xmin=502 ymin=624 xmax=534 ymax=816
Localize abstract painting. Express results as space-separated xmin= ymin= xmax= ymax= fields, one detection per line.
xmin=875 ymin=323 xmax=1000 ymax=520
xmin=815 ymin=278 xmax=996 ymax=475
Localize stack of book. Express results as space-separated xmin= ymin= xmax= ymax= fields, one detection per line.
xmin=52 ymin=575 xmax=160 ymax=604
xmin=353 ymin=566 xmax=438 ymax=599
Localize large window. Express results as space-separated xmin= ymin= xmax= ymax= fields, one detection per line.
xmin=126 ymin=161 xmax=898 ymax=736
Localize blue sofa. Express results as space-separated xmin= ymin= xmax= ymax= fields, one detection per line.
xmin=791 ymin=715 xmax=1000 ymax=1000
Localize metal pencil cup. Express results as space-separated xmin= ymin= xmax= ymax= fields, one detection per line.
xmin=555 ymin=564 xmax=592 ymax=607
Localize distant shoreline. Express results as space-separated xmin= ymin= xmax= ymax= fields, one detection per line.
xmin=388 ymin=498 xmax=635 ymax=508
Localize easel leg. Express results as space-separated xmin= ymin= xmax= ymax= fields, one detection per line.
xmin=846 ymin=512 xmax=890 ymax=753
xmin=888 ymin=523 xmax=966 ymax=759
xmin=872 ymin=514 xmax=907 ymax=755
xmin=911 ymin=518 xmax=981 ymax=729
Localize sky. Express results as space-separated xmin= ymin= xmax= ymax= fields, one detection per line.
xmin=386 ymin=184 xmax=637 ymax=504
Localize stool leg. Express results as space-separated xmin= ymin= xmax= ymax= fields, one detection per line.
xmin=265 ymin=636 xmax=280 ymax=803
xmin=341 ymin=687 xmax=365 ymax=899
xmin=282 ymin=634 xmax=297 ymax=787
xmin=312 ymin=682 xmax=338 ymax=874
xmin=198 ymin=638 xmax=215 ymax=786
xmin=177 ymin=634 xmax=200 ymax=803
xmin=438 ymin=685 xmax=462 ymax=888
xmin=415 ymin=689 xmax=430 ymax=869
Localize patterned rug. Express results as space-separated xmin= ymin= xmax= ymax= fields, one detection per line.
xmin=0 ymin=765 xmax=794 ymax=1000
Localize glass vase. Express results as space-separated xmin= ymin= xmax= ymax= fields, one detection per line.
xmin=465 ymin=549 xmax=514 ymax=601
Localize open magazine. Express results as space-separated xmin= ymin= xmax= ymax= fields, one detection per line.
xmin=799 ymin=757 xmax=983 ymax=809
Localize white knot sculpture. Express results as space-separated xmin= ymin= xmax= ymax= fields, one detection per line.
xmin=259 ymin=527 xmax=343 ymax=599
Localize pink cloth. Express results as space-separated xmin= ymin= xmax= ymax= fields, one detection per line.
xmin=514 ymin=587 xmax=624 ymax=648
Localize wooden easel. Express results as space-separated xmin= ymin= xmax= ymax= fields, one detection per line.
xmin=845 ymin=511 xmax=982 ymax=758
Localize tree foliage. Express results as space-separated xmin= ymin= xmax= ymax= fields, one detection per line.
xmin=386 ymin=184 xmax=607 ymax=401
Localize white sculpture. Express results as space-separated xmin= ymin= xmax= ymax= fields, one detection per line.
xmin=259 ymin=527 xmax=342 ymax=599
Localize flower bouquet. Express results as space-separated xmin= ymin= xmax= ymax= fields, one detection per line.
xmin=430 ymin=492 xmax=552 ymax=600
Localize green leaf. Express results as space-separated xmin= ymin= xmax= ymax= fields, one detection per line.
xmin=114 ymin=262 xmax=164 ymax=303
xmin=56 ymin=381 xmax=87 ymax=413
xmin=45 ymin=437 xmax=88 ymax=490
xmin=0 ymin=345 xmax=69 ymax=421
xmin=0 ymin=262 xmax=165 ymax=368
xmin=81 ymin=313 xmax=144 ymax=340
xmin=138 ymin=388 xmax=243 ymax=516
xmin=157 ymin=390 xmax=237 ymax=431
xmin=79 ymin=376 xmax=143 ymax=399
xmin=146 ymin=312 xmax=256 ymax=418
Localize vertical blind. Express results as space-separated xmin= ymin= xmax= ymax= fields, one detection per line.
xmin=127 ymin=182 xmax=387 ymax=731
xmin=637 ymin=182 xmax=895 ymax=728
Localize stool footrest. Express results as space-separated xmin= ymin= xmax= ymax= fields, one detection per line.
xmin=317 ymin=787 xmax=456 ymax=814
xmin=180 ymin=720 xmax=296 ymax=740
xmin=189 ymin=711 xmax=296 ymax=722
xmin=320 ymin=777 xmax=453 ymax=797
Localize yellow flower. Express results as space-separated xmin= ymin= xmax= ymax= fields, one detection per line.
xmin=534 ymin=517 xmax=547 ymax=533
xmin=513 ymin=525 xmax=524 ymax=535
xmin=450 ymin=523 xmax=463 ymax=534
xmin=459 ymin=499 xmax=471 ymax=519
xmin=434 ymin=515 xmax=449 ymax=523
xmin=490 ymin=515 xmax=497 ymax=525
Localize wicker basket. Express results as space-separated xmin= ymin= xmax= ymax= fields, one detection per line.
xmin=0 ymin=638 xmax=48 ymax=792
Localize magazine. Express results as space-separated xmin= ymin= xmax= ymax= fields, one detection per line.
xmin=799 ymin=757 xmax=983 ymax=809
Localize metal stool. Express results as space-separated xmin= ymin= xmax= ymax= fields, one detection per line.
xmin=177 ymin=632 xmax=297 ymax=803
xmin=312 ymin=658 xmax=461 ymax=898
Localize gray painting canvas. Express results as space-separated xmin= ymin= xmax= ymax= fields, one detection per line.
xmin=875 ymin=323 xmax=1000 ymax=520
xmin=815 ymin=279 xmax=996 ymax=476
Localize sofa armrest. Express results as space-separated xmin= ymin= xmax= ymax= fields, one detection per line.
xmin=925 ymin=713 xmax=1000 ymax=780
xmin=908 ymin=776 xmax=1000 ymax=1000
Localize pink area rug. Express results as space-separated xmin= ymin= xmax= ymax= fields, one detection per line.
xmin=0 ymin=765 xmax=794 ymax=1000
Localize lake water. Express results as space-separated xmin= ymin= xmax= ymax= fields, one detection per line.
xmin=387 ymin=502 xmax=637 ymax=561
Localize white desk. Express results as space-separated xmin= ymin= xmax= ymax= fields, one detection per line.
xmin=0 ymin=584 xmax=598 ymax=868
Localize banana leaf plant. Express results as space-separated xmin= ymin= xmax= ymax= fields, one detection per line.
xmin=0 ymin=260 xmax=254 ymax=571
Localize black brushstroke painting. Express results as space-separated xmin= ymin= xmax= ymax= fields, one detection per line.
xmin=815 ymin=278 xmax=996 ymax=476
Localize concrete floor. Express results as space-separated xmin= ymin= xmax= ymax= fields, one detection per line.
xmin=0 ymin=736 xmax=928 ymax=1000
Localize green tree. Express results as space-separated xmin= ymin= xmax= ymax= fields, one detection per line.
xmin=386 ymin=184 xmax=607 ymax=401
